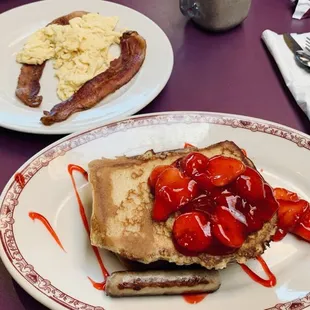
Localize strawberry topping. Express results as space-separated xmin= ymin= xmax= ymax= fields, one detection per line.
xmin=272 ymin=187 xmax=309 ymax=242
xmin=277 ymin=199 xmax=308 ymax=232
xmin=273 ymin=188 xmax=299 ymax=202
xmin=292 ymin=209 xmax=310 ymax=242
xmin=235 ymin=167 xmax=265 ymax=203
xmin=192 ymin=172 xmax=216 ymax=192
xmin=148 ymin=165 xmax=170 ymax=189
xmin=273 ymin=188 xmax=310 ymax=241
xmin=149 ymin=150 xmax=310 ymax=256
xmin=152 ymin=167 xmax=199 ymax=221
xmin=180 ymin=194 xmax=216 ymax=215
xmin=206 ymin=156 xmax=246 ymax=187
xmin=212 ymin=200 xmax=247 ymax=248
xmin=180 ymin=152 xmax=209 ymax=177
xmin=173 ymin=212 xmax=212 ymax=254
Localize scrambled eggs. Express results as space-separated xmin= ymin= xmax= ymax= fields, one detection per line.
xmin=16 ymin=13 xmax=122 ymax=100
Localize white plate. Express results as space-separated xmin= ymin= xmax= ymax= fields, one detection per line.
xmin=0 ymin=0 xmax=173 ymax=134
xmin=1 ymin=112 xmax=310 ymax=310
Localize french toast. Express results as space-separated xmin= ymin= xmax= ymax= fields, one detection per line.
xmin=89 ymin=141 xmax=277 ymax=270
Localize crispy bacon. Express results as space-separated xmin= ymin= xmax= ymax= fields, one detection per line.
xmin=16 ymin=64 xmax=45 ymax=107
xmin=15 ymin=11 xmax=88 ymax=108
xmin=40 ymin=31 xmax=147 ymax=126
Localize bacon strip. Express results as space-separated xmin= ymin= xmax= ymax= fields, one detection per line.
xmin=15 ymin=11 xmax=88 ymax=108
xmin=40 ymin=31 xmax=147 ymax=126
xmin=16 ymin=64 xmax=45 ymax=107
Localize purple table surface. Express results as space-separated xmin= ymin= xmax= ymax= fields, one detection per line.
xmin=1 ymin=0 xmax=310 ymax=309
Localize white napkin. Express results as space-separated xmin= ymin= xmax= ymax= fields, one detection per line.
xmin=262 ymin=29 xmax=310 ymax=117
xmin=292 ymin=0 xmax=310 ymax=19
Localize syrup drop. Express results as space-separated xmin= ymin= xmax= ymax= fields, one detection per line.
xmin=183 ymin=293 xmax=207 ymax=304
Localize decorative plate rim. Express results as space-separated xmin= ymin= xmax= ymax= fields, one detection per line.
xmin=0 ymin=111 xmax=310 ymax=310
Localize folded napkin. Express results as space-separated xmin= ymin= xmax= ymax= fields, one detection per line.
xmin=292 ymin=0 xmax=310 ymax=19
xmin=262 ymin=30 xmax=310 ymax=117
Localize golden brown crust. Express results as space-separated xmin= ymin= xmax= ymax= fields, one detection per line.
xmin=89 ymin=140 xmax=277 ymax=269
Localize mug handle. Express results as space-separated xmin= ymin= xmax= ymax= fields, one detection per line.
xmin=179 ymin=0 xmax=201 ymax=18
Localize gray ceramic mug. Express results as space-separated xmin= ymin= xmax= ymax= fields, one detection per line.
xmin=180 ymin=0 xmax=252 ymax=31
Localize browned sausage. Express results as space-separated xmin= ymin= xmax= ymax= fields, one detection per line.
xmin=105 ymin=269 xmax=221 ymax=297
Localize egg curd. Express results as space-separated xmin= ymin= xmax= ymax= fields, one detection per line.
xmin=16 ymin=13 xmax=122 ymax=100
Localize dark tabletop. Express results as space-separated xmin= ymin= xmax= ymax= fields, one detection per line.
xmin=1 ymin=0 xmax=310 ymax=309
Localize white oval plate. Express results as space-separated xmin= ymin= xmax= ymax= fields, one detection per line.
xmin=1 ymin=112 xmax=310 ymax=310
xmin=0 ymin=0 xmax=173 ymax=134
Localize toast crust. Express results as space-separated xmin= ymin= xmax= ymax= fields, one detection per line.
xmin=89 ymin=141 xmax=277 ymax=269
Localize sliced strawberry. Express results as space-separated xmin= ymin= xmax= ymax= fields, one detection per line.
xmin=292 ymin=209 xmax=310 ymax=242
xmin=180 ymin=152 xmax=209 ymax=177
xmin=171 ymin=158 xmax=181 ymax=169
xmin=272 ymin=228 xmax=286 ymax=242
xmin=234 ymin=180 xmax=279 ymax=233
xmin=148 ymin=165 xmax=170 ymax=189
xmin=184 ymin=142 xmax=194 ymax=148
xmin=152 ymin=197 xmax=173 ymax=221
xmin=204 ymin=237 xmax=238 ymax=256
xmin=264 ymin=184 xmax=279 ymax=216
xmin=192 ymin=172 xmax=216 ymax=192
xmin=206 ymin=156 xmax=246 ymax=187
xmin=273 ymin=188 xmax=299 ymax=202
xmin=247 ymin=184 xmax=278 ymax=232
xmin=272 ymin=187 xmax=306 ymax=242
xmin=212 ymin=204 xmax=247 ymax=248
xmin=214 ymin=192 xmax=243 ymax=212
xmin=241 ymin=200 xmax=265 ymax=233
xmin=172 ymin=211 xmax=212 ymax=254
xmin=235 ymin=167 xmax=265 ymax=203
xmin=152 ymin=167 xmax=199 ymax=221
xmin=181 ymin=194 xmax=216 ymax=215
xmin=277 ymin=199 xmax=309 ymax=232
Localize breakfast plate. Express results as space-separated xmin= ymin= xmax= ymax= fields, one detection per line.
xmin=0 ymin=0 xmax=173 ymax=134
xmin=0 ymin=111 xmax=310 ymax=310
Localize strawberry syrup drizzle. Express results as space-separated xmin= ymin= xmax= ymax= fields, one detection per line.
xmin=28 ymin=212 xmax=66 ymax=252
xmin=68 ymin=164 xmax=109 ymax=290
xmin=15 ymin=173 xmax=25 ymax=188
xmin=239 ymin=256 xmax=276 ymax=287
xmin=183 ymin=293 xmax=207 ymax=304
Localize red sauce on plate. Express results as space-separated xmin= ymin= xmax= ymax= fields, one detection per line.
xmin=68 ymin=164 xmax=109 ymax=290
xmin=239 ymin=256 xmax=276 ymax=287
xmin=28 ymin=212 xmax=65 ymax=252
xmin=183 ymin=293 xmax=207 ymax=304
xmin=87 ymin=277 xmax=106 ymax=291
